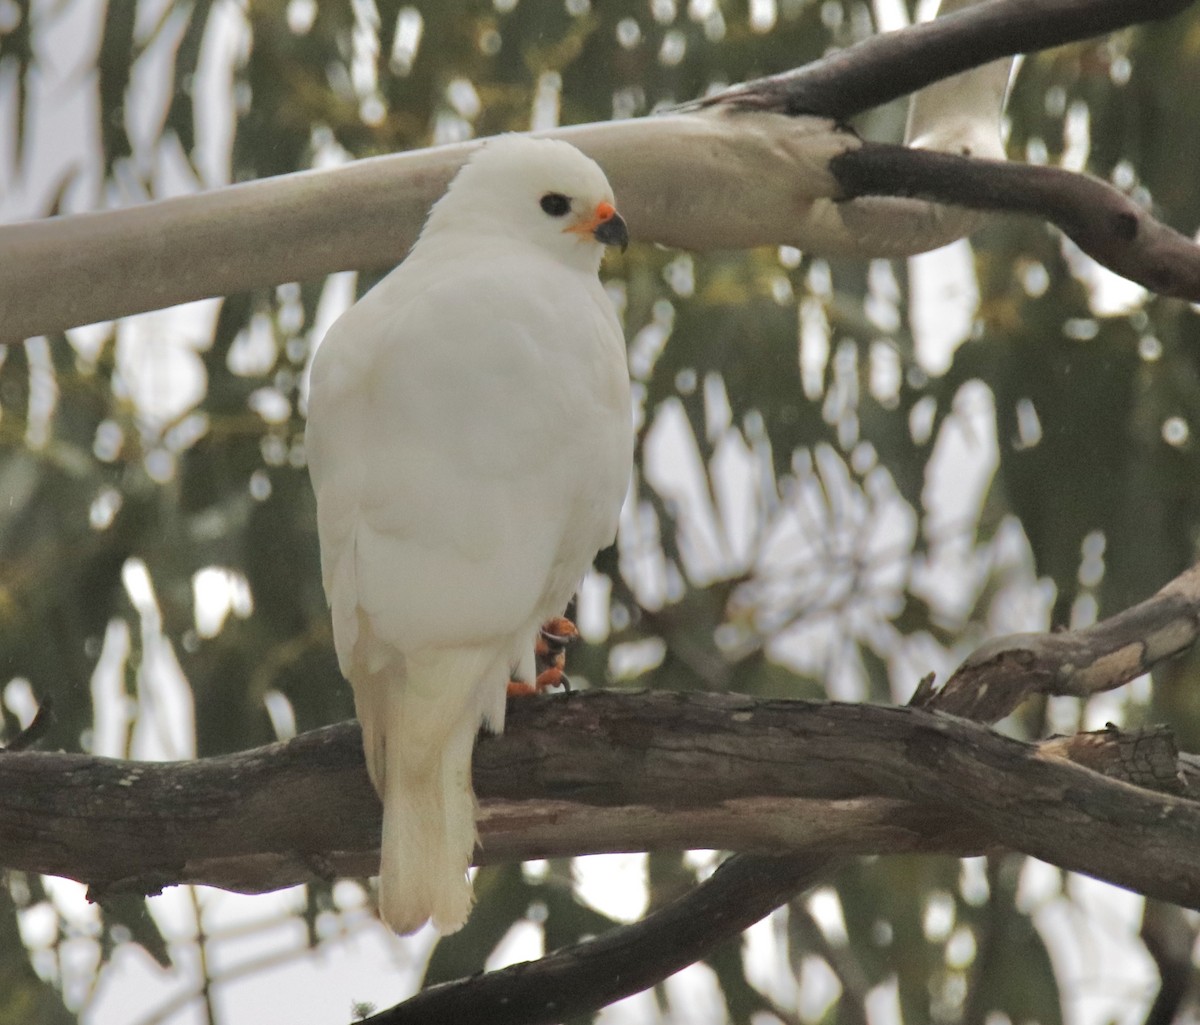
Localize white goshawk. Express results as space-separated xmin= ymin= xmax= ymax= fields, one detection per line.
xmin=306 ymin=135 xmax=633 ymax=934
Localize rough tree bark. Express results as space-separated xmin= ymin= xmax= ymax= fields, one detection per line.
xmin=2 ymin=695 xmax=1194 ymax=902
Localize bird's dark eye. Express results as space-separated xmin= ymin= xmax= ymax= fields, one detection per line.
xmin=540 ymin=193 xmax=571 ymax=217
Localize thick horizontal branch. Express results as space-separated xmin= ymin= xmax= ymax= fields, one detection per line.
xmin=3 ymin=695 xmax=1198 ymax=907
xmin=0 ymin=112 xmax=861 ymax=340
xmin=831 ymin=143 xmax=1200 ymax=301
xmin=6 ymin=563 xmax=1199 ymax=1025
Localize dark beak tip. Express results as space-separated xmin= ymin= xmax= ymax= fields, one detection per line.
xmin=594 ymin=211 xmax=630 ymax=252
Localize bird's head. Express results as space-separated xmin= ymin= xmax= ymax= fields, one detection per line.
xmin=423 ymin=135 xmax=629 ymax=271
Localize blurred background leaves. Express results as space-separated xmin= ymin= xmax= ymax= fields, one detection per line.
xmin=2 ymin=0 xmax=1200 ymax=1021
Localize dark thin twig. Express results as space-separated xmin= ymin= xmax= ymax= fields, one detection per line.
xmin=0 ymin=698 xmax=54 ymax=753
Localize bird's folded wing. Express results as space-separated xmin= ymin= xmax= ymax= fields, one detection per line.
xmin=306 ymin=254 xmax=627 ymax=669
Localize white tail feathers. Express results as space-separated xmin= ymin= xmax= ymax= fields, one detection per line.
xmin=359 ymin=648 xmax=504 ymax=935
xmin=378 ymin=709 xmax=479 ymax=934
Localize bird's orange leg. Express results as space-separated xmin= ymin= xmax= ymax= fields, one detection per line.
xmin=507 ymin=617 xmax=580 ymax=696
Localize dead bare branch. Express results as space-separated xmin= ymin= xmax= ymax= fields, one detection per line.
xmin=700 ymin=0 xmax=1193 ymax=119
xmin=830 ymin=144 xmax=1200 ymax=301
xmin=924 ymin=561 xmax=1200 ymax=721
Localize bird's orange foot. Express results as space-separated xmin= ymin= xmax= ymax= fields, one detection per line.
xmin=537 ymin=616 xmax=578 ymax=662
xmin=507 ymin=618 xmax=580 ymax=697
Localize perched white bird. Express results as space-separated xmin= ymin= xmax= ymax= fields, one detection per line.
xmin=306 ymin=136 xmax=633 ymax=935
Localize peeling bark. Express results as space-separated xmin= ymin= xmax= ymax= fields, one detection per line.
xmin=925 ymin=561 xmax=1200 ymax=721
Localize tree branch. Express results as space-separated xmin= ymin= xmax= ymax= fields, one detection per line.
xmin=700 ymin=0 xmax=1192 ymax=119
xmin=2 ymin=695 xmax=1198 ymax=903
xmin=0 ymin=706 xmax=976 ymax=897
xmin=4 ymin=553 xmax=1199 ymax=1022
xmin=372 ymin=558 xmax=1200 ymax=1024
xmin=0 ymin=112 xmax=851 ymax=339
xmin=1140 ymin=900 xmax=1198 ymax=1025
xmin=11 ymin=706 xmax=1187 ymax=1025
xmin=362 ymin=853 xmax=830 ymax=1025
xmin=830 ymin=143 xmax=1200 ymax=300
xmin=0 ymin=697 xmax=54 ymax=752
xmin=5 ymin=567 xmax=1200 ymax=909
xmin=4 ymin=719 xmax=1188 ymax=1025
xmin=920 ymin=560 xmax=1200 ymax=721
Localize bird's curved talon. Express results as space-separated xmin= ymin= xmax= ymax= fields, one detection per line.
xmin=534 ymin=666 xmax=571 ymax=692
